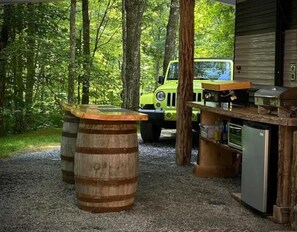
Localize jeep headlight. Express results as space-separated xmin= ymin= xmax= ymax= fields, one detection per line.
xmin=156 ymin=91 xmax=165 ymax=101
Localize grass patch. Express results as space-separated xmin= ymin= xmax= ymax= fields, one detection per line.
xmin=0 ymin=123 xmax=141 ymax=159
xmin=0 ymin=128 xmax=62 ymax=159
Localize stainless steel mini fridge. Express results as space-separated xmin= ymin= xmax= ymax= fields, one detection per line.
xmin=241 ymin=121 xmax=278 ymax=213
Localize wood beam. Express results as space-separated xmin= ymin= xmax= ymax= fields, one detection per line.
xmin=274 ymin=0 xmax=288 ymax=87
xmin=176 ymin=0 xmax=195 ymax=165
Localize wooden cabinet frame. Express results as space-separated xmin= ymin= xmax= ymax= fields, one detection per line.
xmin=188 ymin=102 xmax=297 ymax=225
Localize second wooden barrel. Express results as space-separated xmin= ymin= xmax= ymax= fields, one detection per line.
xmin=60 ymin=111 xmax=80 ymax=184
xmin=74 ymin=119 xmax=138 ymax=212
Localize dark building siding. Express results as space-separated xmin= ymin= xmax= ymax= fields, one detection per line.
xmin=284 ymin=0 xmax=297 ymax=87
xmin=236 ymin=0 xmax=276 ymax=36
xmin=234 ymin=0 xmax=297 ymax=87
xmin=234 ymin=0 xmax=277 ymax=87
xmin=283 ymin=29 xmax=297 ymax=88
xmin=288 ymin=0 xmax=297 ymax=29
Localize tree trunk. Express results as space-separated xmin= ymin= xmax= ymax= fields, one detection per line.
xmin=122 ymin=0 xmax=145 ymax=110
xmin=77 ymin=30 xmax=82 ymax=104
xmin=68 ymin=0 xmax=76 ymax=104
xmin=14 ymin=62 xmax=25 ymax=133
xmin=154 ymin=59 xmax=161 ymax=89
xmin=25 ymin=3 xmax=36 ymax=128
xmin=12 ymin=5 xmax=26 ymax=133
xmin=175 ymin=0 xmax=194 ymax=165
xmin=163 ymin=0 xmax=179 ymax=76
xmin=14 ymin=28 xmax=26 ymax=133
xmin=0 ymin=6 xmax=10 ymax=137
xmin=81 ymin=0 xmax=91 ymax=104
xmin=121 ymin=0 xmax=126 ymax=108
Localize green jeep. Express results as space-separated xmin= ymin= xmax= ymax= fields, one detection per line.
xmin=139 ymin=58 xmax=233 ymax=142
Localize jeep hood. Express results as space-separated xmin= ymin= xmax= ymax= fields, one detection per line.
xmin=140 ymin=93 xmax=154 ymax=105
xmin=157 ymin=80 xmax=223 ymax=91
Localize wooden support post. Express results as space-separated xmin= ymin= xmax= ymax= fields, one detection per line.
xmin=290 ymin=131 xmax=297 ymax=229
xmin=176 ymin=0 xmax=195 ymax=165
xmin=273 ymin=126 xmax=295 ymax=224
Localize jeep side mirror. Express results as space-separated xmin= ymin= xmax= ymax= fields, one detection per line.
xmin=158 ymin=75 xmax=164 ymax=84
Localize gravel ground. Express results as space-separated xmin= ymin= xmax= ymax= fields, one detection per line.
xmin=0 ymin=130 xmax=293 ymax=232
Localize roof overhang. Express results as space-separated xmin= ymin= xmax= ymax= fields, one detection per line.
xmin=1 ymin=0 xmax=236 ymax=5
xmin=1 ymin=0 xmax=236 ymax=4
xmin=0 ymin=0 xmax=62 ymax=4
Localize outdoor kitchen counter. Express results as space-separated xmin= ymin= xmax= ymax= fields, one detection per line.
xmin=187 ymin=101 xmax=297 ymax=126
xmin=188 ymin=101 xmax=297 ymax=225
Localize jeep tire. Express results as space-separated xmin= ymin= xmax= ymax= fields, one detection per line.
xmin=140 ymin=121 xmax=161 ymax=143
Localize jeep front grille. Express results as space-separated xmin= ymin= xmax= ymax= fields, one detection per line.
xmin=167 ymin=93 xmax=176 ymax=107
xmin=166 ymin=92 xmax=201 ymax=107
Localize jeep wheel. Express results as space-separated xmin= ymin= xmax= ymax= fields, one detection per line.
xmin=140 ymin=121 xmax=161 ymax=143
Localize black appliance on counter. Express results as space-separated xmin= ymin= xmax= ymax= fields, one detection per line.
xmin=202 ymin=81 xmax=252 ymax=107
xmin=203 ymin=89 xmax=250 ymax=107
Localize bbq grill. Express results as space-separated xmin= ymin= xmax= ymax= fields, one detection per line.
xmin=254 ymin=86 xmax=297 ymax=117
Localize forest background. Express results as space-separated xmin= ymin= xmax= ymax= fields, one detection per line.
xmin=0 ymin=0 xmax=234 ymax=137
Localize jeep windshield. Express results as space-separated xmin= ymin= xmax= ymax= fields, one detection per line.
xmin=166 ymin=60 xmax=232 ymax=81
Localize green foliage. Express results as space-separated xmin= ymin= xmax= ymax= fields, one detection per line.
xmin=1 ymin=3 xmax=69 ymax=134
xmin=0 ymin=0 xmax=235 ymax=136
xmin=140 ymin=0 xmax=235 ymax=94
xmin=141 ymin=0 xmax=169 ymax=94
xmin=3 ymin=106 xmax=63 ymax=135
xmin=90 ymin=62 xmax=122 ymax=105
xmin=0 ymin=128 xmax=61 ymax=158
xmin=76 ymin=0 xmax=123 ymax=105
xmin=194 ymin=0 xmax=235 ymax=58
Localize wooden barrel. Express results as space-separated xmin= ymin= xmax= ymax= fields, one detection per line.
xmin=74 ymin=119 xmax=138 ymax=213
xmin=60 ymin=111 xmax=80 ymax=184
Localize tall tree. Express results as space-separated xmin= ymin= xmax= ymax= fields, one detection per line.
xmin=25 ymin=3 xmax=36 ymax=127
xmin=13 ymin=5 xmax=26 ymax=133
xmin=68 ymin=0 xmax=77 ymax=104
xmin=0 ymin=6 xmax=10 ymax=137
xmin=121 ymin=0 xmax=126 ymax=107
xmin=81 ymin=0 xmax=91 ymax=104
xmin=122 ymin=0 xmax=145 ymax=110
xmin=163 ymin=0 xmax=179 ymax=76
xmin=175 ymin=0 xmax=194 ymax=165
xmin=76 ymin=29 xmax=82 ymax=103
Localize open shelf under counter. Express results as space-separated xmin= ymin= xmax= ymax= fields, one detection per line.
xmin=200 ymin=136 xmax=242 ymax=154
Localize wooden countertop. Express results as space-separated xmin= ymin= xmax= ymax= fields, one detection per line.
xmin=188 ymin=101 xmax=297 ymax=126
xmin=63 ymin=103 xmax=148 ymax=121
xmin=202 ymin=81 xmax=252 ymax=91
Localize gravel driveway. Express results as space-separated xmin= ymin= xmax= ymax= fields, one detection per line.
xmin=0 ymin=130 xmax=293 ymax=232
